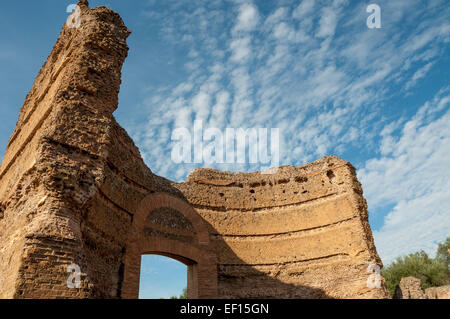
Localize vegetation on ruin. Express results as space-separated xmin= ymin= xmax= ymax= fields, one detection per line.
xmin=382 ymin=237 xmax=450 ymax=296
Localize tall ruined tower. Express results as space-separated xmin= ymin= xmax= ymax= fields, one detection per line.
xmin=0 ymin=1 xmax=186 ymax=298
xmin=0 ymin=1 xmax=390 ymax=299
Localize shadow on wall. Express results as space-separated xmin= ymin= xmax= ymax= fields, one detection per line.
xmin=120 ymin=190 xmax=333 ymax=299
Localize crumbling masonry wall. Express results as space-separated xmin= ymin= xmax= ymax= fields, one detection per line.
xmin=177 ymin=158 xmax=389 ymax=298
xmin=394 ymin=277 xmax=450 ymax=299
xmin=0 ymin=1 xmax=390 ymax=299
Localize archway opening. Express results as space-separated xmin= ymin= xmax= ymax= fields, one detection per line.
xmin=138 ymin=253 xmax=197 ymax=299
xmin=122 ymin=193 xmax=217 ymax=299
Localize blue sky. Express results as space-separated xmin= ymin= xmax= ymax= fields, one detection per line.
xmin=0 ymin=0 xmax=449 ymax=298
xmin=139 ymin=255 xmax=187 ymax=299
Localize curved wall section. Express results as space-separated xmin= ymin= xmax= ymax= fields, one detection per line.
xmin=177 ymin=156 xmax=390 ymax=299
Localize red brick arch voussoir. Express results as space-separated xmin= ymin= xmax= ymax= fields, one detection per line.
xmin=132 ymin=193 xmax=210 ymax=244
xmin=121 ymin=193 xmax=217 ymax=299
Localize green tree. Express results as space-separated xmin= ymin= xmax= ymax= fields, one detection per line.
xmin=435 ymin=237 xmax=450 ymax=270
xmin=382 ymin=237 xmax=450 ymax=296
xmin=170 ymin=287 xmax=187 ymax=299
xmin=180 ymin=287 xmax=187 ymax=299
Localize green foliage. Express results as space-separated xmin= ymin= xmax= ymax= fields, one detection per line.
xmin=170 ymin=287 xmax=187 ymax=299
xmin=180 ymin=287 xmax=187 ymax=299
xmin=435 ymin=237 xmax=450 ymax=269
xmin=382 ymin=237 xmax=450 ymax=296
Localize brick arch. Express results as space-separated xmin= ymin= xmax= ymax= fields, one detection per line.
xmin=133 ymin=193 xmax=210 ymax=244
xmin=121 ymin=193 xmax=217 ymax=299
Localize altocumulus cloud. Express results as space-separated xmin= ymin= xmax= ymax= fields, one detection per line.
xmin=127 ymin=0 xmax=450 ymax=264
xmin=359 ymin=89 xmax=450 ymax=264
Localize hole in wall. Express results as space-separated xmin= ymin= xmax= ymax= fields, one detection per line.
xmin=327 ymin=170 xmax=335 ymax=180
xmin=295 ymin=176 xmax=308 ymax=183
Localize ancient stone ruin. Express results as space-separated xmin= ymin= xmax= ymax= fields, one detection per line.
xmin=393 ymin=277 xmax=427 ymax=299
xmin=394 ymin=277 xmax=450 ymax=299
xmin=0 ymin=1 xmax=390 ymax=299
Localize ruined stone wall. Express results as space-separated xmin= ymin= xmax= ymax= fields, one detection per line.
xmin=425 ymin=285 xmax=450 ymax=299
xmin=0 ymin=2 xmax=186 ymax=298
xmin=393 ymin=277 xmax=427 ymax=299
xmin=394 ymin=277 xmax=450 ymax=299
xmin=0 ymin=1 xmax=389 ymax=299
xmin=177 ymin=157 xmax=390 ymax=298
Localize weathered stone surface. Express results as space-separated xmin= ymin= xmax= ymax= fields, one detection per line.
xmin=394 ymin=277 xmax=450 ymax=299
xmin=0 ymin=0 xmax=184 ymax=299
xmin=0 ymin=1 xmax=389 ymax=299
xmin=394 ymin=277 xmax=427 ymax=299
xmin=425 ymin=285 xmax=450 ymax=299
xmin=176 ymin=157 xmax=390 ymax=299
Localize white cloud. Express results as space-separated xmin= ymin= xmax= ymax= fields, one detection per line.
xmin=316 ymin=7 xmax=338 ymax=38
xmin=265 ymin=7 xmax=288 ymax=26
xmin=191 ymin=91 xmax=211 ymax=122
xmin=293 ymin=0 xmax=315 ymax=19
xmin=233 ymin=3 xmax=260 ymax=33
xmin=405 ymin=62 xmax=435 ymax=90
xmin=359 ymin=89 xmax=450 ymax=264
xmin=229 ymin=37 xmax=252 ymax=62
xmin=132 ymin=0 xmax=450 ymax=187
xmin=373 ymin=190 xmax=450 ymax=265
